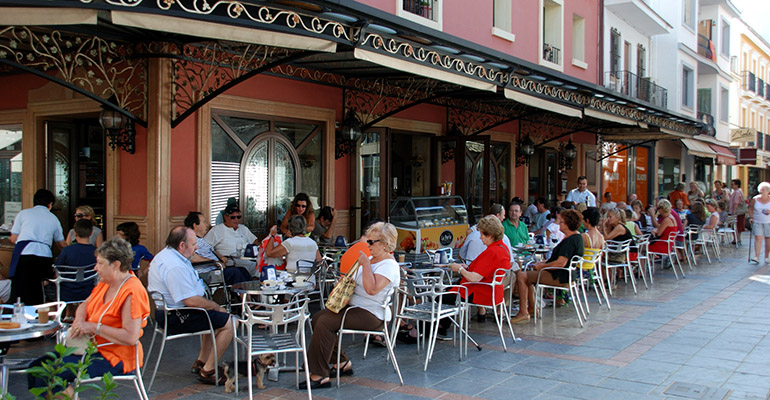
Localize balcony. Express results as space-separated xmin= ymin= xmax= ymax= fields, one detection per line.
xmin=697 ymin=112 xmax=716 ymax=136
xmin=402 ymin=0 xmax=437 ymax=21
xmin=766 ymin=83 xmax=770 ymax=101
xmin=697 ymin=34 xmax=716 ymax=62
xmin=605 ymin=0 xmax=671 ymax=36
xmin=760 ymin=79 xmax=766 ymax=98
xmin=604 ymin=70 xmax=668 ymax=108
xmin=742 ymin=71 xmax=756 ymax=93
xmin=766 ymin=134 xmax=770 ymax=152
xmin=543 ymin=43 xmax=561 ymax=64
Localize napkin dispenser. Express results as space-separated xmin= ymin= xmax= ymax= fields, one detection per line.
xmin=244 ymin=243 xmax=257 ymax=258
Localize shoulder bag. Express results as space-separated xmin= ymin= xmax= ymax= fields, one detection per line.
xmin=325 ymin=261 xmax=361 ymax=313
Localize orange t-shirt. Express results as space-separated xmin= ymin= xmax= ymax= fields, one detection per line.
xmin=668 ymin=190 xmax=689 ymax=208
xmin=339 ymin=240 xmax=370 ymax=274
xmin=86 ymin=276 xmax=150 ymax=373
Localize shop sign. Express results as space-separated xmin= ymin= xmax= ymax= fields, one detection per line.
xmin=737 ymin=148 xmax=757 ymax=165
xmin=730 ymin=128 xmax=757 ymax=143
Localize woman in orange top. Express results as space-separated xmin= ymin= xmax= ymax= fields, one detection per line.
xmin=28 ymin=237 xmax=150 ymax=394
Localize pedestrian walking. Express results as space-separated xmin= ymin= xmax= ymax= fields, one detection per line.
xmin=748 ymin=182 xmax=770 ymax=264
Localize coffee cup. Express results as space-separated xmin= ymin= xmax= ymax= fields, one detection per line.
xmin=398 ymin=254 xmax=406 ymax=263
xmin=295 ymin=276 xmax=306 ymax=284
xmin=37 ymin=307 xmax=49 ymax=324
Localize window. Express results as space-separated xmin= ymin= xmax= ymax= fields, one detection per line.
xmin=572 ymin=14 xmax=586 ymax=68
xmin=720 ymin=87 xmax=729 ymax=122
xmin=721 ymin=19 xmax=730 ymax=57
xmin=683 ymin=0 xmax=695 ymax=29
xmin=697 ymin=88 xmax=711 ymax=115
xmin=637 ymin=44 xmax=647 ymax=78
xmin=398 ymin=0 xmax=441 ymax=30
xmin=210 ymin=114 xmax=322 ymax=237
xmin=610 ymin=28 xmax=621 ymax=76
xmin=682 ymin=65 xmax=694 ymax=108
xmin=492 ymin=0 xmax=515 ymax=41
xmin=0 ymin=125 xmax=21 ymax=232
xmin=541 ymin=0 xmax=563 ymax=66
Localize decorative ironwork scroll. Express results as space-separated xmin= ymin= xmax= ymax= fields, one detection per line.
xmin=170 ymin=41 xmax=309 ymax=125
xmin=344 ymin=77 xmax=450 ymax=128
xmin=0 ymin=26 xmax=147 ymax=122
xmin=444 ymin=98 xmax=528 ymax=136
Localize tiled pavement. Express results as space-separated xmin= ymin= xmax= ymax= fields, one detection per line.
xmin=7 ymin=236 xmax=770 ymax=399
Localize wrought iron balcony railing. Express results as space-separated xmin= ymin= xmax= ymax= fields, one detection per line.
xmin=697 ymin=34 xmax=716 ymax=62
xmin=402 ymin=0 xmax=437 ymax=21
xmin=742 ymin=70 xmax=756 ymax=92
xmin=604 ymin=71 xmax=668 ymax=108
xmin=759 ymin=78 xmax=766 ymax=98
xmin=766 ymin=83 xmax=770 ymax=101
xmin=543 ymin=43 xmax=561 ymax=64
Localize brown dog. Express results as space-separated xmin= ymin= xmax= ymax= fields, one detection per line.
xmin=223 ymin=353 xmax=277 ymax=393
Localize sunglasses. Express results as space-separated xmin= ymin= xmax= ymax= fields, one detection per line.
xmin=366 ymin=239 xmax=380 ymax=245
xmin=296 ymin=204 xmax=307 ymax=209
xmin=230 ymin=215 xmax=242 ymax=220
xmin=74 ymin=213 xmax=85 ymax=218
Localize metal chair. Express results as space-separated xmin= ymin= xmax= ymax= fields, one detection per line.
xmin=391 ymin=273 xmax=469 ymax=370
xmin=634 ymin=236 xmax=654 ymax=286
xmin=50 ymin=263 xmax=98 ymax=335
xmin=687 ymin=225 xmax=712 ymax=264
xmin=461 ymin=268 xmax=517 ymax=351
xmin=336 ymin=287 xmax=403 ymax=387
xmin=579 ymin=249 xmax=610 ymax=314
xmin=143 ymin=291 xmax=222 ymax=391
xmin=233 ymin=298 xmax=311 ymax=400
xmin=718 ymin=215 xmax=738 ymax=247
xmin=534 ymin=255 xmax=587 ymax=327
xmin=701 ymin=226 xmax=722 ymax=261
xmin=192 ymin=261 xmax=232 ymax=310
xmin=74 ymin=341 xmax=149 ymax=400
xmin=603 ymin=239 xmax=637 ymax=295
xmin=648 ymin=230 xmax=685 ymax=280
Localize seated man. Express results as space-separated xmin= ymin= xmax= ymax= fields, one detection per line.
xmin=55 ymin=219 xmax=97 ymax=304
xmin=310 ymin=206 xmax=336 ymax=247
xmin=184 ymin=211 xmax=250 ymax=285
xmin=460 ymin=204 xmax=514 ymax=263
xmin=203 ymin=205 xmax=259 ymax=277
xmin=529 ymin=198 xmax=550 ymax=235
xmin=147 ymin=226 xmax=234 ymax=385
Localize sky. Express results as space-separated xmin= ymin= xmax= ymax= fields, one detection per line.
xmin=733 ymin=0 xmax=770 ymax=44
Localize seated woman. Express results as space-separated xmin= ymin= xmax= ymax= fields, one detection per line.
xmin=301 ymin=222 xmax=400 ymax=389
xmin=511 ymin=209 xmax=584 ymax=323
xmin=544 ymin=206 xmax=565 ymax=246
xmin=280 ymin=193 xmax=316 ymax=237
xmin=116 ymin=221 xmax=154 ymax=278
xmin=447 ymin=216 xmax=510 ymax=324
xmin=623 ymin=209 xmax=642 ymax=236
xmin=65 ymin=205 xmax=104 ymax=247
xmin=581 ymin=207 xmax=605 ymax=279
xmin=602 ymin=208 xmax=635 ymax=260
xmin=28 ymin=238 xmax=150 ymax=395
xmin=266 ymin=215 xmax=322 ymax=276
xmin=649 ymin=200 xmax=678 ymax=254
xmin=703 ymin=199 xmax=721 ymax=232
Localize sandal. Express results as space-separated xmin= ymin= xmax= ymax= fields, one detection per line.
xmin=329 ymin=360 xmax=354 ymax=377
xmin=299 ymin=377 xmax=331 ymax=389
xmin=190 ymin=359 xmax=205 ymax=374
xmin=197 ymin=366 xmax=227 ymax=385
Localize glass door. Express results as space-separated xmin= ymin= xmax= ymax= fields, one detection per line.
xmin=432 ymin=136 xmax=490 ymax=225
xmin=353 ymin=128 xmax=390 ymax=236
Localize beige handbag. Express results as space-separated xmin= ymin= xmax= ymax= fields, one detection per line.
xmin=65 ymin=275 xmax=130 ymax=355
xmin=325 ymin=261 xmax=361 ymax=313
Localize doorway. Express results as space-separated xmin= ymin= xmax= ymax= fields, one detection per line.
xmin=46 ymin=120 xmax=106 ymax=237
xmin=528 ymin=147 xmax=559 ymax=206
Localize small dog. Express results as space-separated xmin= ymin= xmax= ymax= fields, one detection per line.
xmin=223 ymin=353 xmax=277 ymax=393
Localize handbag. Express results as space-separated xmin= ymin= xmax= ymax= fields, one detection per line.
xmin=325 ymin=261 xmax=361 ymax=313
xmin=65 ymin=275 xmax=131 ymax=355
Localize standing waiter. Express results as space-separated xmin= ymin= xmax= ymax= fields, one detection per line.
xmin=9 ymin=189 xmax=67 ymax=305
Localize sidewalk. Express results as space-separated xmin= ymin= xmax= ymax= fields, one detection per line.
xmin=7 ymin=238 xmax=770 ymax=399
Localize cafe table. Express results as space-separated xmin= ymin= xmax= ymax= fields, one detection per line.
xmin=0 ymin=322 xmax=61 ymax=395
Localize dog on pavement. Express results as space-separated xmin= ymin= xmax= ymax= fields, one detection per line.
xmin=223 ymin=353 xmax=277 ymax=393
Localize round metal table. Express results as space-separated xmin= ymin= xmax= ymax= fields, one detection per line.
xmin=0 ymin=322 xmax=60 ymax=395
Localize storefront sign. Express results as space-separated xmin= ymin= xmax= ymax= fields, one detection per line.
xmin=737 ymin=148 xmax=757 ymax=165
xmin=730 ymin=128 xmax=757 ymax=143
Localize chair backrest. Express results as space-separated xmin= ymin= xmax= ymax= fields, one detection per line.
xmin=242 ymin=297 xmax=309 ymax=329
xmin=605 ymin=239 xmax=632 ymax=253
xmin=582 ymin=249 xmax=602 ymax=270
xmin=54 ymin=264 xmax=98 ymax=284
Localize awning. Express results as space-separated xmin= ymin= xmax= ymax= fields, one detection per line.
xmin=733 ymin=148 xmax=756 ymax=165
xmin=681 ymin=138 xmax=716 ymax=158
xmin=504 ymin=89 xmax=583 ymax=119
xmin=353 ymin=48 xmax=497 ymax=92
xmin=111 ymin=11 xmax=337 ymax=52
xmin=0 ymin=7 xmax=99 ymax=25
xmin=709 ymin=144 xmax=736 ymax=165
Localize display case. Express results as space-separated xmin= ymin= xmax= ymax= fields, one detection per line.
xmin=390 ymin=196 xmax=469 ymax=254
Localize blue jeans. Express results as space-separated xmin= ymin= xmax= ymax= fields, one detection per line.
xmin=28 ymin=351 xmax=124 ymax=390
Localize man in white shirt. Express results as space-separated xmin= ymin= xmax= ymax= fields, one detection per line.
xmin=204 ymin=205 xmax=259 ymax=276
xmin=529 ymin=198 xmax=551 ymax=234
xmin=184 ymin=211 xmax=250 ymax=285
xmin=147 ymin=226 xmax=233 ymax=385
xmin=9 ymin=189 xmax=67 ymax=305
xmin=565 ymin=176 xmax=596 ymax=207
xmin=459 ymin=204 xmax=514 ymax=262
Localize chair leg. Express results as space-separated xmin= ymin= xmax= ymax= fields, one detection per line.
xmin=363 ymin=333 xmax=370 ymax=359
xmin=604 ymin=266 xmax=614 ymax=297
xmin=302 ymin=349 xmax=313 ymax=398
xmin=382 ymin=331 xmax=404 ymax=385
xmin=336 ymin=330 xmax=343 ymax=387
xmin=492 ymin=303 xmax=506 ymax=352
xmin=146 ymin=334 xmax=166 ymax=392
xmin=141 ymin=329 xmax=158 ymax=375
xmin=570 ymin=286 xmax=585 ymax=327
xmin=627 ymin=265 xmax=637 ymax=294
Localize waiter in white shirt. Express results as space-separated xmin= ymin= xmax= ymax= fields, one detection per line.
xmin=565 ymin=176 xmax=596 ymax=207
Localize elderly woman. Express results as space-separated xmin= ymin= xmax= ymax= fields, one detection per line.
xmin=280 ymin=193 xmax=315 ymax=237
xmin=703 ymin=199 xmax=721 ymax=230
xmin=688 ymin=182 xmax=705 ymax=205
xmin=748 ymin=182 xmax=770 ymax=264
xmin=511 ymin=209 xmax=584 ymax=323
xmin=28 ymin=238 xmax=150 ymax=394
xmin=447 ymin=216 xmax=511 ymax=323
xmin=65 ymin=205 xmax=104 ymax=247
xmin=266 ymin=215 xmax=322 ymax=274
xmin=301 ymin=222 xmax=400 ymax=389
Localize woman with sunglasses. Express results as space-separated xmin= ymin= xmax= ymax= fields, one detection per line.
xmin=65 ymin=205 xmax=103 ymax=247
xmin=301 ymin=222 xmax=400 ymax=389
xmin=280 ymin=193 xmax=315 ymax=237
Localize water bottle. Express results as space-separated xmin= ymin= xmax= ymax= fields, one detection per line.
xmin=12 ymin=297 xmax=24 ymax=324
